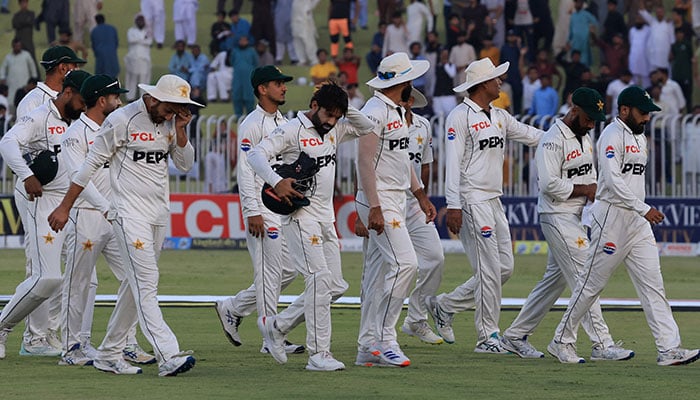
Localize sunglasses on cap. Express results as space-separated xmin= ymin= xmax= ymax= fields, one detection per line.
xmin=377 ymin=67 xmax=412 ymax=81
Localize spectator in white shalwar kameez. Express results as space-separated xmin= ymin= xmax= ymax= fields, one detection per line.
xmin=406 ymin=0 xmax=433 ymax=46
xmin=639 ymin=4 xmax=675 ymax=72
xmin=140 ymin=0 xmax=165 ymax=48
xmin=207 ymin=51 xmax=232 ymax=102
xmin=174 ymin=0 xmax=199 ymax=47
xmin=124 ymin=14 xmax=152 ymax=102
xmin=292 ymin=0 xmax=321 ymax=66
xmin=628 ymin=15 xmax=651 ymax=88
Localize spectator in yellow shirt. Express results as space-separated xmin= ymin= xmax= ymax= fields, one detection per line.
xmin=310 ymin=48 xmax=339 ymax=84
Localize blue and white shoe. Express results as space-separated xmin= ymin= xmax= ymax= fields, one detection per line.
xmin=370 ymin=342 xmax=411 ymax=367
xmin=94 ymin=358 xmax=143 ymax=375
xmin=158 ymin=351 xmax=196 ymax=377
xmin=59 ymin=343 xmax=94 ymax=366
xmin=474 ymin=333 xmax=510 ymax=355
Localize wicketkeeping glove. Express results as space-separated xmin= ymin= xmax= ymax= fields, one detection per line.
xmin=261 ymin=151 xmax=320 ymax=215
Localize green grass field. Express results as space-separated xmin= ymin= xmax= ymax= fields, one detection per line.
xmin=0 ymin=249 xmax=699 ymax=399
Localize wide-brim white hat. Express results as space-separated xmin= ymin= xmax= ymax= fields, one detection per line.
xmin=367 ymin=52 xmax=430 ymax=89
xmin=410 ymin=87 xmax=427 ymax=108
xmin=453 ymin=58 xmax=510 ymax=93
xmin=138 ymin=75 xmax=204 ymax=107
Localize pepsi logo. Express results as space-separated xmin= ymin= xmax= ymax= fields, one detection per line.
xmin=240 ymin=138 xmax=252 ymax=152
xmin=603 ymin=242 xmax=616 ymax=255
xmin=447 ymin=127 xmax=456 ymax=141
xmin=605 ymin=145 xmax=615 ymax=159
xmin=267 ymin=227 xmax=279 ymax=239
xmin=480 ymin=226 xmax=493 ymax=238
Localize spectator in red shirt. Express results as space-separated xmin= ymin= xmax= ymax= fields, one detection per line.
xmin=336 ymin=47 xmax=360 ymax=85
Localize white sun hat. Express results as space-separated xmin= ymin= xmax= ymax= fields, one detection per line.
xmin=453 ymin=58 xmax=510 ymax=93
xmin=367 ymin=52 xmax=430 ymax=89
xmin=138 ymin=75 xmax=204 ymax=107
xmin=410 ymin=87 xmax=427 ymax=108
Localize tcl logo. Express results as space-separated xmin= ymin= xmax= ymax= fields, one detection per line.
xmin=48 ymin=126 xmax=66 ymax=134
xmin=133 ymin=150 xmax=168 ymax=163
xmin=130 ymin=132 xmax=156 ymax=142
xmin=478 ymin=136 xmax=504 ymax=150
xmin=625 ymin=145 xmax=641 ymax=153
xmin=470 ymin=121 xmax=491 ymax=132
xmin=386 ymin=120 xmax=403 ymax=130
xmin=389 ymin=137 xmax=409 ymax=150
xmin=300 ymin=138 xmax=324 ymax=147
xmin=566 ymin=149 xmax=582 ymax=161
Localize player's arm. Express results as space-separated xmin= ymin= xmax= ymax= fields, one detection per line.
xmin=502 ymin=110 xmax=544 ymax=146
xmin=597 ymin=132 xmax=651 ymax=216
xmin=444 ymin=109 xmax=467 ymax=234
xmin=61 ymin=131 xmax=109 ymax=213
xmin=336 ymin=105 xmax=374 ymax=142
xmin=357 ymin=130 xmax=383 ymax=234
xmin=0 ymin=116 xmax=41 ymax=198
xmin=410 ymin=167 xmax=436 ymax=223
xmin=169 ymin=107 xmax=196 ymax=172
xmin=420 ymin=117 xmax=434 ymax=190
xmin=236 ymin=122 xmax=268 ymax=237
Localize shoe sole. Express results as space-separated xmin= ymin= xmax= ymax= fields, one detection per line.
xmin=658 ymin=350 xmax=700 ymax=366
xmin=94 ymin=363 xmax=143 ymax=375
xmin=305 ymin=364 xmax=345 ymax=371
xmin=591 ymin=351 xmax=635 ymax=361
xmin=58 ymin=359 xmax=94 ymax=366
xmin=214 ymin=304 xmax=242 ymax=347
xmin=161 ymin=356 xmax=196 ymax=377
xmin=19 ymin=350 xmax=61 ymax=357
xmin=285 ymin=345 xmax=306 ymax=354
xmin=400 ymin=325 xmax=444 ymax=345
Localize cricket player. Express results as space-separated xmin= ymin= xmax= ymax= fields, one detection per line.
xmin=355 ymin=52 xmax=436 ymax=367
xmin=0 ymin=69 xmax=91 ymax=360
xmin=214 ymin=66 xmax=304 ymax=354
xmin=8 ymin=47 xmax=86 ymax=354
xmin=59 ymin=74 xmax=154 ymax=367
xmin=425 ymin=58 xmax=542 ymax=353
xmin=548 ymin=86 xmax=700 ymax=366
xmin=48 ymin=74 xmax=201 ymax=376
xmin=500 ymin=88 xmax=634 ymax=361
xmin=251 ymin=82 xmax=374 ymax=371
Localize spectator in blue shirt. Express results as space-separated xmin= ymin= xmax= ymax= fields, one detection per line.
xmin=189 ymin=44 xmax=210 ymax=91
xmin=530 ymin=74 xmax=559 ymax=129
xmin=169 ymin=40 xmax=195 ymax=81
xmin=91 ymin=14 xmax=119 ymax=78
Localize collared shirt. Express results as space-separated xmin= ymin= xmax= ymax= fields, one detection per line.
xmin=359 ymin=91 xmax=413 ymax=192
xmin=16 ymin=82 xmax=59 ymax=119
xmin=536 ymin=119 xmax=596 ymax=215
xmin=61 ymin=113 xmax=110 ymax=211
xmin=248 ymin=105 xmax=372 ymax=222
xmin=444 ymin=96 xmax=542 ymax=208
xmin=72 ymin=99 xmax=195 ymax=226
xmin=0 ymin=100 xmax=69 ymax=192
xmin=237 ymin=104 xmax=287 ymax=219
xmin=595 ymin=117 xmax=651 ymax=216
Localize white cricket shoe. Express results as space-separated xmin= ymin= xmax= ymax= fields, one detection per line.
xmin=58 ymin=343 xmax=94 ymax=366
xmin=94 ymin=358 xmax=143 ymax=375
xmin=46 ymin=329 xmax=62 ymax=350
xmin=355 ymin=349 xmax=382 ymax=367
xmin=257 ymin=315 xmax=287 ymax=364
xmin=500 ymin=336 xmax=544 ymax=358
xmin=305 ymin=351 xmax=345 ymax=371
xmin=474 ymin=333 xmax=510 ymax=354
xmin=159 ymin=351 xmax=196 ymax=377
xmin=590 ymin=342 xmax=635 ymax=361
xmin=214 ymin=300 xmax=242 ymax=347
xmin=657 ymin=348 xmax=700 ymax=366
xmin=19 ymin=338 xmax=61 ymax=356
xmin=0 ymin=328 xmax=9 ymax=359
xmin=371 ymin=342 xmax=411 ymax=367
xmin=547 ymin=340 xmax=585 ymax=364
xmin=260 ymin=340 xmax=305 ymax=354
xmin=80 ymin=338 xmax=98 ymax=359
xmin=401 ymin=320 xmax=444 ymax=345
xmin=123 ymin=343 xmax=156 ymax=365
xmin=425 ymin=296 xmax=455 ymax=344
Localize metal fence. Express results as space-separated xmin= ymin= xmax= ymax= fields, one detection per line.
xmin=1 ymin=112 xmax=699 ymax=198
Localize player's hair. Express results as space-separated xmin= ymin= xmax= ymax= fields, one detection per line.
xmin=85 ymin=95 xmax=99 ymax=109
xmin=310 ymin=81 xmax=348 ymax=116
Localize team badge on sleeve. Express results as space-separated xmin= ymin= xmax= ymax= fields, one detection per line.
xmin=447 ymin=127 xmax=456 ymax=141
xmin=480 ymin=226 xmax=493 ymax=238
xmin=605 ymin=146 xmax=615 ymax=159
xmin=240 ymin=138 xmax=252 ymax=152
xmin=267 ymin=227 xmax=279 ymax=239
xmin=603 ymin=242 xmax=616 ymax=255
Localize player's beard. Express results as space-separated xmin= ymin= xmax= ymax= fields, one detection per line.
xmin=310 ymin=109 xmax=334 ymax=136
xmin=64 ymin=103 xmax=83 ymax=121
xmin=623 ymin=114 xmax=646 ymax=135
xmin=570 ymin=113 xmax=590 ymax=137
xmin=400 ymin=84 xmax=412 ymax=103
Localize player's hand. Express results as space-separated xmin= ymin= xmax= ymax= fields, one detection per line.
xmin=644 ymin=208 xmax=665 ymax=225
xmin=24 ymin=175 xmax=43 ymax=201
xmin=446 ymin=208 xmax=462 ymax=235
xmin=273 ymin=178 xmax=305 ymax=206
xmin=368 ymin=206 xmax=384 ymax=235
xmin=583 ymin=183 xmax=597 ymax=202
xmin=48 ymin=205 xmax=70 ymax=232
xmin=419 ymin=197 xmax=436 ymax=223
xmin=174 ymin=107 xmax=193 ymax=131
xmin=247 ymin=215 xmax=265 ymax=237
xmin=354 ymin=215 xmax=369 ymax=238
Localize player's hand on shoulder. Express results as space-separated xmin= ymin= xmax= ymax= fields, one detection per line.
xmin=24 ymin=175 xmax=42 ymax=201
xmin=644 ymin=207 xmax=664 ymax=225
xmin=368 ymin=206 xmax=384 ymax=235
xmin=446 ymin=208 xmax=462 ymax=235
xmin=247 ymin=215 xmax=265 ymax=237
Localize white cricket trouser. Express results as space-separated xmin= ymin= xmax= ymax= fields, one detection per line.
xmin=0 ymin=189 xmax=64 ymax=334
xmin=206 ymin=69 xmax=232 ymax=101
xmin=356 ymin=190 xmax=417 ymax=348
xmin=553 ymin=201 xmax=681 ymax=352
xmin=97 ymin=217 xmax=180 ymax=365
xmin=273 ymin=218 xmax=348 ymax=355
xmin=141 ymin=0 xmax=166 ymax=44
xmin=504 ymin=213 xmax=614 ymax=347
xmin=62 ymin=208 xmax=138 ymax=350
xmin=439 ymin=198 xmax=514 ymax=343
